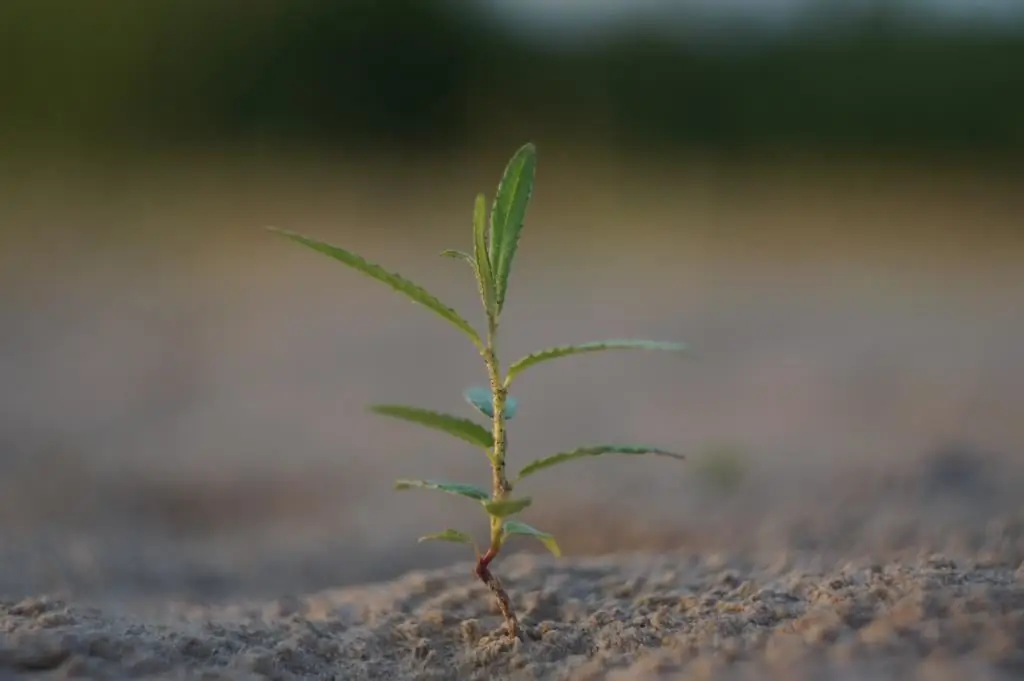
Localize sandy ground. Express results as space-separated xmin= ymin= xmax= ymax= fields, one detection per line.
xmin=2 ymin=444 xmax=1024 ymax=681
xmin=3 ymin=553 xmax=1024 ymax=681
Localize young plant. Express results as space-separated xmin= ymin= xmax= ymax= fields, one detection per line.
xmin=267 ymin=143 xmax=687 ymax=639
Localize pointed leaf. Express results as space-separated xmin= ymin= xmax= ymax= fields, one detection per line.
xmin=502 ymin=520 xmax=561 ymax=557
xmin=370 ymin=404 xmax=493 ymax=448
xmin=394 ymin=479 xmax=490 ymax=501
xmin=440 ymin=249 xmax=475 ymax=266
xmin=267 ymin=227 xmax=482 ymax=349
xmin=482 ymin=496 xmax=532 ymax=518
xmin=489 ymin=143 xmax=537 ymax=314
xmin=473 ymin=193 xmax=497 ymax=321
xmin=418 ymin=529 xmax=476 ymax=547
xmin=515 ymin=445 xmax=685 ymax=483
xmin=506 ymin=339 xmax=688 ymax=385
xmin=464 ymin=386 xmax=518 ymax=421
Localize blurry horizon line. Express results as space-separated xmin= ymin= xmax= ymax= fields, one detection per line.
xmin=480 ymin=0 xmax=1024 ymax=45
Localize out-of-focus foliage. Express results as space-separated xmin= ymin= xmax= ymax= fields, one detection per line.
xmin=2 ymin=0 xmax=1022 ymax=156
xmin=0 ymin=0 xmax=487 ymax=150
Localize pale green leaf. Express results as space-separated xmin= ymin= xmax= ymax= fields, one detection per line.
xmin=482 ymin=496 xmax=532 ymax=518
xmin=473 ymin=193 xmax=497 ymax=321
xmin=370 ymin=404 xmax=493 ymax=449
xmin=418 ymin=529 xmax=476 ymax=546
xmin=515 ymin=445 xmax=685 ymax=483
xmin=489 ymin=143 xmax=537 ymax=314
xmin=506 ymin=339 xmax=688 ymax=385
xmin=464 ymin=386 xmax=518 ymax=420
xmin=394 ymin=479 xmax=490 ymax=501
xmin=267 ymin=227 xmax=482 ymax=349
xmin=440 ymin=249 xmax=475 ymax=266
xmin=502 ymin=520 xmax=561 ymax=557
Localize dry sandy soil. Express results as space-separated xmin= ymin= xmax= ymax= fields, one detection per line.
xmin=2 ymin=444 xmax=1024 ymax=681
xmin=3 ymin=553 xmax=1024 ymax=681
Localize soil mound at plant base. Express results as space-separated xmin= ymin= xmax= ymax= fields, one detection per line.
xmin=3 ymin=551 xmax=1023 ymax=681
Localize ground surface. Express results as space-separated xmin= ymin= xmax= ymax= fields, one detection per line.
xmin=3 ymin=447 xmax=1024 ymax=681
xmin=3 ymin=549 xmax=1024 ymax=680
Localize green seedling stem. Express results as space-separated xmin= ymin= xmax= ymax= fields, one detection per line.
xmin=267 ymin=143 xmax=689 ymax=640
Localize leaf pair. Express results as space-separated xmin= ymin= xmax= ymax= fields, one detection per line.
xmin=371 ymin=403 xmax=687 ymax=482
xmin=417 ymin=520 xmax=560 ymax=558
xmin=445 ymin=143 xmax=535 ymax=323
xmin=393 ymin=442 xmax=686 ymax=521
xmin=464 ymin=386 xmax=518 ymax=421
xmin=394 ymin=479 xmax=532 ymax=519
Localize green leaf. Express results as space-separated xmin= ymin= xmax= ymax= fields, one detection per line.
xmin=489 ymin=143 xmax=537 ymax=314
xmin=506 ymin=339 xmax=688 ymax=385
xmin=464 ymin=386 xmax=518 ymax=420
xmin=515 ymin=445 xmax=685 ymax=483
xmin=418 ymin=529 xmax=476 ymax=547
xmin=482 ymin=496 xmax=532 ymax=518
xmin=394 ymin=479 xmax=490 ymax=502
xmin=370 ymin=404 xmax=494 ymax=449
xmin=440 ymin=249 xmax=475 ymax=266
xmin=472 ymin=193 xmax=497 ymax=322
xmin=502 ymin=520 xmax=561 ymax=557
xmin=267 ymin=227 xmax=482 ymax=350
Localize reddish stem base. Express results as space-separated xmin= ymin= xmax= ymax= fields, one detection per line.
xmin=475 ymin=547 xmax=520 ymax=639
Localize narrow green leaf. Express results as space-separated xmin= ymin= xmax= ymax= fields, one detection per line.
xmin=506 ymin=339 xmax=688 ymax=385
xmin=440 ymin=249 xmax=475 ymax=266
xmin=502 ymin=520 xmax=561 ymax=557
xmin=464 ymin=386 xmax=518 ymax=420
xmin=418 ymin=529 xmax=476 ymax=546
xmin=489 ymin=143 xmax=537 ymax=314
xmin=394 ymin=479 xmax=490 ymax=501
xmin=515 ymin=445 xmax=685 ymax=483
xmin=482 ymin=496 xmax=532 ymax=518
xmin=472 ymin=193 xmax=497 ymax=322
xmin=370 ymin=404 xmax=493 ymax=448
xmin=267 ymin=227 xmax=482 ymax=349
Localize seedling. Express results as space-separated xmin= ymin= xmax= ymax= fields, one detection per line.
xmin=267 ymin=143 xmax=687 ymax=639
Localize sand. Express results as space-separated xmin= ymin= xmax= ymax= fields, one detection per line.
xmin=3 ymin=552 xmax=1024 ymax=680
xmin=2 ymin=445 xmax=1024 ymax=681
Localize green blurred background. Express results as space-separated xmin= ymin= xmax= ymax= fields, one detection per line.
xmin=3 ymin=0 xmax=1024 ymax=156
xmin=1 ymin=0 xmax=1022 ymax=603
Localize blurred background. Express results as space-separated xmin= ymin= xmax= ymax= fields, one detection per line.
xmin=1 ymin=0 xmax=1023 ymax=605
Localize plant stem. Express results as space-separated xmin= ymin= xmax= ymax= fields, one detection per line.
xmin=483 ymin=323 xmax=513 ymax=502
xmin=475 ymin=545 xmax=518 ymax=639
xmin=476 ymin=324 xmax=520 ymax=639
xmin=486 ymin=363 xmax=512 ymax=499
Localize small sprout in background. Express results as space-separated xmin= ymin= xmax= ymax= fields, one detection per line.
xmin=692 ymin=445 xmax=748 ymax=496
xmin=267 ymin=142 xmax=689 ymax=640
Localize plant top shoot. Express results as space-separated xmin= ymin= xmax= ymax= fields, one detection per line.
xmin=267 ymin=143 xmax=687 ymax=640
